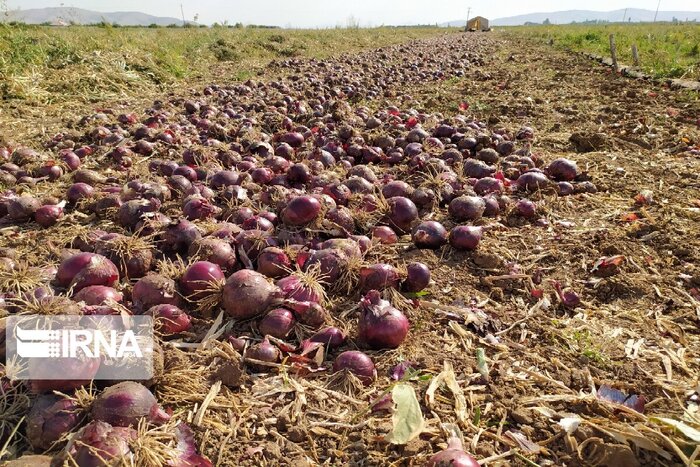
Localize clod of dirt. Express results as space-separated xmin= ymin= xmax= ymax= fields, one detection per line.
xmin=570 ymin=132 xmax=609 ymax=152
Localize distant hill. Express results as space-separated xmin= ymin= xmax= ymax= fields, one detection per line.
xmin=442 ymin=9 xmax=700 ymax=27
xmin=4 ymin=7 xmax=190 ymax=26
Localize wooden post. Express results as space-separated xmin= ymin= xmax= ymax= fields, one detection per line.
xmin=609 ymin=34 xmax=618 ymax=71
xmin=631 ymin=44 xmax=640 ymax=66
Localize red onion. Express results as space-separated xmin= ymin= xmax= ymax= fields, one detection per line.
xmin=66 ymin=182 xmax=94 ymax=204
xmin=333 ymin=351 xmax=376 ymax=385
xmin=281 ymin=195 xmax=322 ymax=226
xmin=258 ymin=308 xmax=296 ymax=338
xmin=385 ymin=196 xmax=419 ymax=233
xmin=359 ymin=264 xmax=400 ymax=292
xmin=69 ymin=421 xmax=136 ymax=465
xmin=34 ymin=202 xmax=65 ymax=227
xmin=449 ymin=226 xmax=483 ymax=250
xmin=73 ymin=285 xmax=123 ymax=305
xmin=7 ymin=195 xmax=41 ymax=221
xmin=60 ymin=151 xmax=81 ymax=170
xmin=427 ymin=432 xmax=479 ymax=467
xmin=28 ymin=355 xmax=100 ymax=393
xmin=382 ymin=180 xmax=413 ymax=199
xmin=132 ymin=273 xmax=181 ymax=312
xmin=473 ymin=177 xmax=503 ymax=195
xmin=516 ymin=199 xmax=537 ymax=218
xmin=183 ymin=196 xmax=220 ymax=220
xmin=162 ymin=219 xmax=202 ymax=253
xmin=309 ymin=327 xmax=346 ymax=348
xmin=516 ymin=171 xmax=551 ymax=192
xmin=180 ymin=261 xmax=225 ymax=299
xmin=448 ymin=195 xmax=485 ymax=221
xmin=402 ymin=262 xmax=431 ymax=292
xmin=223 ymin=270 xmax=277 ymax=319
xmin=257 ymin=247 xmax=291 ymax=278
xmin=546 ymin=158 xmax=578 ymax=181
xmin=277 ymin=274 xmax=322 ymax=303
xmin=358 ymin=290 xmax=409 ymax=349
xmin=320 ymin=238 xmax=362 ymax=259
xmin=146 ymin=304 xmax=192 ymax=335
xmin=244 ymin=337 xmax=280 ymax=371
xmin=303 ymin=248 xmax=347 ymax=283
xmin=26 ymin=394 xmax=82 ymax=450
xmin=56 ymin=252 xmax=119 ymax=292
xmin=412 ymin=221 xmax=448 ymax=249
xmin=92 ymin=381 xmax=170 ymax=427
xmin=189 ymin=237 xmax=237 ymax=271
xmin=372 ymin=226 xmax=398 ymax=244
xmin=284 ymin=300 xmax=329 ymax=327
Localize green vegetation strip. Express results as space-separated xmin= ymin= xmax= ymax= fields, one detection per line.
xmin=504 ymin=23 xmax=700 ymax=81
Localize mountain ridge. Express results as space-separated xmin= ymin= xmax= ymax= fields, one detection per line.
xmin=3 ymin=7 xmax=188 ymax=26
xmin=443 ymin=8 xmax=700 ymax=27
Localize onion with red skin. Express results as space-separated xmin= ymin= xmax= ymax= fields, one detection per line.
xmin=189 ymin=237 xmax=237 ymax=271
xmin=91 ymin=381 xmax=170 ymax=427
xmin=183 ymin=196 xmax=221 ymax=220
xmin=257 ymin=247 xmax=291 ymax=278
xmin=372 ymin=226 xmax=398 ymax=245
xmin=359 ymin=264 xmax=400 ymax=292
xmin=258 ymin=308 xmax=296 ymax=338
xmin=402 ymin=262 xmax=431 ymax=292
xmin=546 ymin=158 xmax=578 ymax=181
xmin=66 ymin=183 xmax=94 ymax=204
xmin=73 ymin=285 xmax=123 ymax=305
xmin=132 ymin=273 xmax=181 ymax=312
xmin=427 ymin=436 xmax=479 ymax=466
xmin=358 ymin=290 xmax=409 ymax=349
xmin=381 ymin=180 xmax=413 ymax=199
xmin=146 ymin=304 xmax=192 ymax=335
xmin=333 ymin=351 xmax=376 ymax=385
xmin=385 ymin=196 xmax=419 ymax=234
xmin=236 ymin=229 xmax=276 ymax=261
xmin=448 ymin=195 xmax=485 ymax=221
xmin=118 ymin=198 xmax=161 ymax=230
xmin=34 ymin=202 xmax=65 ymax=227
xmin=516 ymin=171 xmax=551 ymax=192
xmin=303 ymin=248 xmax=347 ymax=283
xmin=7 ymin=195 xmax=41 ymax=221
xmin=28 ymin=355 xmax=101 ymax=393
xmin=56 ymin=252 xmax=119 ymax=292
xmin=282 ymin=195 xmax=322 ymax=226
xmin=309 ymin=327 xmax=346 ymax=348
xmin=180 ymin=261 xmax=225 ymax=299
xmin=449 ymin=226 xmax=483 ymax=251
xmin=242 ymin=215 xmax=274 ymax=232
xmin=244 ymin=337 xmax=280 ymax=371
xmin=276 ymin=274 xmax=322 ymax=303
xmin=162 ymin=219 xmax=201 ymax=253
xmin=412 ymin=221 xmax=448 ymax=249
xmin=222 ymin=270 xmax=277 ymax=319
xmin=516 ymin=199 xmax=537 ymax=218
xmin=284 ymin=300 xmax=329 ymax=328
xmin=473 ymin=177 xmax=503 ymax=195
xmin=26 ymin=393 xmax=83 ymax=450
xmin=69 ymin=421 xmax=137 ymax=467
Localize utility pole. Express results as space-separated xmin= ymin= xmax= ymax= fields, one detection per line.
xmin=465 ymin=6 xmax=471 ymax=30
xmin=653 ymin=0 xmax=661 ymax=22
xmin=180 ymin=3 xmax=186 ymax=26
xmin=622 ymin=8 xmax=628 ymax=22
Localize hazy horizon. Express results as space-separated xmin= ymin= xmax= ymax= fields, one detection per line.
xmin=6 ymin=1 xmax=699 ymax=27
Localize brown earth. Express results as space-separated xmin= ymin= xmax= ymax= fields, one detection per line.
xmin=2 ymin=31 xmax=700 ymax=466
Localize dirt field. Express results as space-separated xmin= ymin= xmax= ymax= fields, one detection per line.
xmin=1 ymin=31 xmax=699 ymax=466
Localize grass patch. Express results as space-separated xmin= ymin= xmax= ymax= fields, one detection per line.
xmin=0 ymin=24 xmax=452 ymax=103
xmin=504 ymin=22 xmax=700 ymax=80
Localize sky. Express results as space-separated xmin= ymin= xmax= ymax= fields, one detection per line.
xmin=7 ymin=0 xmax=699 ymax=27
